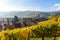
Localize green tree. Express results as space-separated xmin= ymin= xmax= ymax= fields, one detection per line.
xmin=50 ymin=24 xmax=58 ymax=40
xmin=13 ymin=16 xmax=19 ymax=23
xmin=32 ymin=26 xmax=47 ymax=40
xmin=6 ymin=18 xmax=9 ymax=23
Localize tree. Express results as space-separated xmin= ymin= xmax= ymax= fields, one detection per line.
xmin=32 ymin=26 xmax=47 ymax=40
xmin=13 ymin=16 xmax=19 ymax=23
xmin=50 ymin=24 xmax=58 ymax=40
xmin=6 ymin=18 xmax=9 ymax=23
xmin=37 ymin=13 xmax=40 ymax=18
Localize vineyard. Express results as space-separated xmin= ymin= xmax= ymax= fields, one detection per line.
xmin=0 ymin=17 xmax=60 ymax=40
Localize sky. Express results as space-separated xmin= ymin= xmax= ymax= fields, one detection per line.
xmin=0 ymin=0 xmax=60 ymax=12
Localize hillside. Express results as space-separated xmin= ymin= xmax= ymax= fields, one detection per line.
xmin=0 ymin=17 xmax=60 ymax=40
xmin=0 ymin=11 xmax=60 ymax=18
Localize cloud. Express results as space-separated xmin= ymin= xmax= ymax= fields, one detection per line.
xmin=0 ymin=2 xmax=42 ymax=12
xmin=0 ymin=0 xmax=8 ymax=4
xmin=51 ymin=3 xmax=60 ymax=11
xmin=0 ymin=4 xmax=42 ymax=12
xmin=0 ymin=0 xmax=43 ymax=12
xmin=54 ymin=3 xmax=60 ymax=10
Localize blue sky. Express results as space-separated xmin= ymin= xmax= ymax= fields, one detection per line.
xmin=0 ymin=0 xmax=60 ymax=12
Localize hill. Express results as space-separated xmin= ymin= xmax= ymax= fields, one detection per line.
xmin=0 ymin=11 xmax=60 ymax=18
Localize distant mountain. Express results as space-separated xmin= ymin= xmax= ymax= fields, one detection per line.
xmin=0 ymin=11 xmax=60 ymax=18
xmin=26 ymin=11 xmax=50 ymax=18
xmin=5 ymin=11 xmax=50 ymax=18
xmin=47 ymin=11 xmax=60 ymax=16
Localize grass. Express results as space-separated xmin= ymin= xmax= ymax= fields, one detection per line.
xmin=30 ymin=37 xmax=60 ymax=40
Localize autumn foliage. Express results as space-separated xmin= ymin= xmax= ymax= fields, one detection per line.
xmin=0 ymin=17 xmax=60 ymax=40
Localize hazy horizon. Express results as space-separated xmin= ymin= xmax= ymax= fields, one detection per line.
xmin=0 ymin=0 xmax=60 ymax=18
xmin=0 ymin=0 xmax=60 ymax=12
